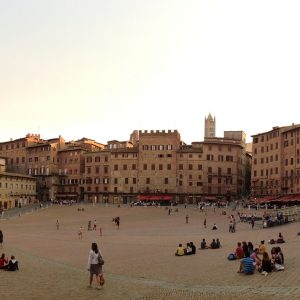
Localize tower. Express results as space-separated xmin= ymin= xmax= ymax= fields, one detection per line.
xmin=204 ymin=113 xmax=216 ymax=138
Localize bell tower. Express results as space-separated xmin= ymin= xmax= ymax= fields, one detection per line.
xmin=204 ymin=113 xmax=216 ymax=138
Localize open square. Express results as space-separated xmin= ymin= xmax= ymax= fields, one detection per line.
xmin=1 ymin=204 xmax=300 ymax=299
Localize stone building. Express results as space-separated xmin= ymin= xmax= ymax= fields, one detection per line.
xmin=0 ymin=157 xmax=36 ymax=209
xmin=251 ymin=124 xmax=300 ymax=197
xmin=204 ymin=113 xmax=216 ymax=138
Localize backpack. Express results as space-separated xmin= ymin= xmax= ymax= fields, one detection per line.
xmin=227 ymin=253 xmax=237 ymax=261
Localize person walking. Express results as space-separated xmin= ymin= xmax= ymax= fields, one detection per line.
xmin=0 ymin=230 xmax=3 ymax=249
xmin=56 ymin=220 xmax=60 ymax=230
xmin=186 ymin=214 xmax=189 ymax=224
xmin=87 ymin=242 xmax=104 ymax=289
xmin=204 ymin=218 xmax=207 ymax=229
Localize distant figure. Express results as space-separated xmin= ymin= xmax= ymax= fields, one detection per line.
xmin=186 ymin=215 xmax=189 ymax=224
xmin=210 ymin=239 xmax=218 ymax=249
xmin=93 ymin=220 xmax=97 ymax=230
xmin=88 ymin=220 xmax=92 ymax=231
xmin=204 ymin=218 xmax=207 ymax=228
xmin=115 ymin=217 xmax=120 ymax=229
xmin=78 ymin=226 xmax=83 ymax=240
xmin=56 ymin=220 xmax=60 ymax=230
xmin=0 ymin=253 xmax=8 ymax=268
xmin=237 ymin=252 xmax=255 ymax=275
xmin=216 ymin=238 xmax=221 ymax=248
xmin=0 ymin=230 xmax=3 ymax=248
xmin=277 ymin=232 xmax=285 ymax=244
xmin=259 ymin=240 xmax=266 ymax=254
xmin=99 ymin=227 xmax=102 ymax=237
xmin=200 ymin=238 xmax=208 ymax=250
xmin=1 ymin=255 xmax=19 ymax=271
xmin=212 ymin=223 xmax=218 ymax=230
xmin=168 ymin=209 xmax=171 ymax=216
xmin=175 ymin=243 xmax=185 ymax=256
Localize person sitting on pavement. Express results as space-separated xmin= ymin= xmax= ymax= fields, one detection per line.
xmin=277 ymin=232 xmax=285 ymax=244
xmin=3 ymin=255 xmax=19 ymax=271
xmin=259 ymin=252 xmax=273 ymax=275
xmin=258 ymin=240 xmax=266 ymax=255
xmin=216 ymin=238 xmax=221 ymax=248
xmin=235 ymin=242 xmax=244 ymax=259
xmin=200 ymin=238 xmax=208 ymax=250
xmin=273 ymin=247 xmax=284 ymax=271
xmin=175 ymin=244 xmax=185 ymax=256
xmin=250 ymin=248 xmax=261 ymax=269
xmin=212 ymin=223 xmax=218 ymax=230
xmin=237 ymin=251 xmax=255 ymax=275
xmin=189 ymin=242 xmax=196 ymax=254
xmin=184 ymin=243 xmax=193 ymax=255
xmin=0 ymin=253 xmax=8 ymax=269
xmin=210 ymin=239 xmax=218 ymax=249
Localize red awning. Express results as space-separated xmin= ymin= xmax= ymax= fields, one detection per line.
xmin=137 ymin=195 xmax=172 ymax=201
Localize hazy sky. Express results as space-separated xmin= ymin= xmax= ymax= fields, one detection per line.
xmin=1 ymin=1 xmax=299 ymax=144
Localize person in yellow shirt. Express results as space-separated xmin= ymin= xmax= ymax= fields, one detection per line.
xmin=175 ymin=243 xmax=185 ymax=256
xmin=259 ymin=240 xmax=266 ymax=254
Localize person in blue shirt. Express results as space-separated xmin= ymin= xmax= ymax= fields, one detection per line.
xmin=237 ymin=251 xmax=255 ymax=275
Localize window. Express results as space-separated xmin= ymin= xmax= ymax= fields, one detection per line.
xmin=114 ymin=165 xmax=118 ymax=171
xmin=159 ymin=164 xmax=163 ymax=170
xmin=95 ymin=156 xmax=100 ymax=162
xmin=164 ymin=178 xmax=168 ymax=184
xmin=125 ymin=178 xmax=129 ymax=184
xmin=114 ymin=178 xmax=118 ymax=184
xmin=179 ymin=164 xmax=183 ymax=170
xmin=123 ymin=164 xmax=128 ymax=170
xmin=227 ymin=168 xmax=231 ymax=174
xmin=167 ymin=164 xmax=171 ymax=170
xmin=104 ymin=166 xmax=108 ymax=174
xmin=151 ymin=164 xmax=155 ymax=170
xmin=218 ymin=155 xmax=224 ymax=161
xmin=132 ymin=164 xmax=136 ymax=170
xmin=143 ymin=164 xmax=147 ymax=170
xmin=167 ymin=145 xmax=172 ymax=150
xmin=207 ymin=154 xmax=214 ymax=160
xmin=188 ymin=164 xmax=193 ymax=170
xmin=198 ymin=164 xmax=202 ymax=170
xmin=208 ymin=176 xmax=212 ymax=183
xmin=146 ymin=178 xmax=150 ymax=184
xmin=208 ymin=167 xmax=212 ymax=173
xmin=95 ymin=166 xmax=100 ymax=174
xmin=133 ymin=178 xmax=137 ymax=184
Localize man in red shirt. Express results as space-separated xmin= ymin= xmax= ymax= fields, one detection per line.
xmin=235 ymin=242 xmax=244 ymax=259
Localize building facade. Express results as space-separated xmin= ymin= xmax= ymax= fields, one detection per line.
xmin=251 ymin=124 xmax=300 ymax=197
xmin=0 ymin=157 xmax=36 ymax=209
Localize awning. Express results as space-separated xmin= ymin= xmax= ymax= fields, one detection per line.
xmin=137 ymin=195 xmax=172 ymax=201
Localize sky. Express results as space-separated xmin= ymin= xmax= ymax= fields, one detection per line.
xmin=1 ymin=0 xmax=300 ymax=144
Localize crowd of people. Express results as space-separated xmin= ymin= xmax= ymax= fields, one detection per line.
xmin=175 ymin=242 xmax=196 ymax=256
xmin=230 ymin=237 xmax=285 ymax=275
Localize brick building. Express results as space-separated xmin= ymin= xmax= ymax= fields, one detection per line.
xmin=251 ymin=124 xmax=300 ymax=197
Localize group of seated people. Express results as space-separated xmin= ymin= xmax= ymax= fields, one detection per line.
xmin=262 ymin=212 xmax=288 ymax=228
xmin=269 ymin=232 xmax=285 ymax=244
xmin=175 ymin=242 xmax=196 ymax=256
xmin=0 ymin=253 xmax=19 ymax=271
xmin=200 ymin=238 xmax=221 ymax=249
xmin=232 ymin=240 xmax=285 ymax=275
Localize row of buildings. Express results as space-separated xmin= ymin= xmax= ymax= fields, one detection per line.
xmin=1 ymin=115 xmax=299 ymax=209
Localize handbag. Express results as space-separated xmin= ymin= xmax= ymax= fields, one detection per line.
xmin=98 ymin=254 xmax=104 ymax=266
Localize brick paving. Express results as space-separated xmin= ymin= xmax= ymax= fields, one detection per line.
xmin=0 ymin=204 xmax=299 ymax=299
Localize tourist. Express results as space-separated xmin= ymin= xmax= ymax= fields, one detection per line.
xmin=189 ymin=242 xmax=196 ymax=254
xmin=115 ymin=217 xmax=120 ymax=229
xmin=87 ymin=242 xmax=104 ymax=289
xmin=184 ymin=243 xmax=193 ymax=255
xmin=212 ymin=223 xmax=218 ymax=230
xmin=273 ymin=247 xmax=284 ymax=271
xmin=210 ymin=239 xmax=218 ymax=249
xmin=88 ymin=220 xmax=92 ymax=231
xmin=216 ymin=238 xmax=221 ymax=249
xmin=78 ymin=226 xmax=83 ymax=240
xmin=250 ymin=248 xmax=261 ymax=269
xmin=93 ymin=220 xmax=97 ymax=230
xmin=277 ymin=232 xmax=285 ymax=244
xmin=56 ymin=220 xmax=60 ymax=230
xmin=2 ymin=255 xmax=19 ymax=271
xmin=242 ymin=241 xmax=249 ymax=257
xmin=0 ymin=253 xmax=8 ymax=269
xmin=204 ymin=218 xmax=207 ymax=228
xmin=258 ymin=240 xmax=266 ymax=255
xmin=260 ymin=252 xmax=273 ymax=275
xmin=175 ymin=243 xmax=185 ymax=256
xmin=0 ymin=230 xmax=3 ymax=249
xmin=186 ymin=214 xmax=189 ymax=224
xmin=237 ymin=252 xmax=255 ymax=275
xmin=235 ymin=242 xmax=244 ymax=259
xmin=247 ymin=242 xmax=254 ymax=254
xmin=200 ymin=238 xmax=208 ymax=250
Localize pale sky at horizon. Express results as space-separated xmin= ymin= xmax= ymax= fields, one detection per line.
xmin=1 ymin=1 xmax=299 ymax=144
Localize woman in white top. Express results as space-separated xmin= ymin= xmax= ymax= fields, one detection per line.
xmin=87 ymin=242 xmax=103 ymax=289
